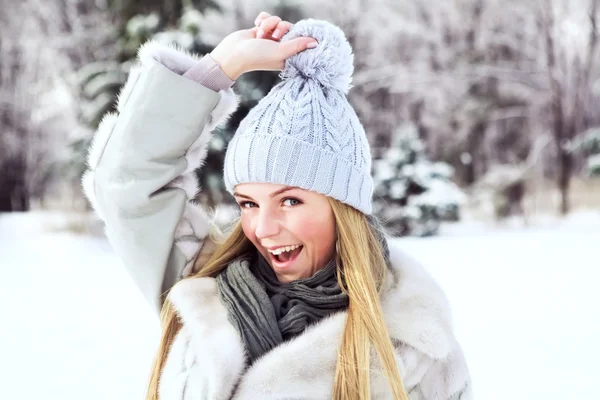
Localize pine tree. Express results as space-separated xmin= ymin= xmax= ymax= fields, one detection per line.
xmin=372 ymin=123 xmax=465 ymax=236
xmin=573 ymin=127 xmax=600 ymax=177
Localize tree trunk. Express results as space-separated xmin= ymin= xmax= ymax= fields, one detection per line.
xmin=0 ymin=158 xmax=29 ymax=212
xmin=541 ymin=0 xmax=571 ymax=215
xmin=558 ymin=147 xmax=572 ymax=215
xmin=465 ymin=121 xmax=486 ymax=185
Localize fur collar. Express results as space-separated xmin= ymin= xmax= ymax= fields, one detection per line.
xmin=170 ymin=239 xmax=454 ymax=358
xmin=162 ymin=239 xmax=456 ymax=399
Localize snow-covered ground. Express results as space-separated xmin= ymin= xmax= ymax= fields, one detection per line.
xmin=1 ymin=211 xmax=599 ymax=400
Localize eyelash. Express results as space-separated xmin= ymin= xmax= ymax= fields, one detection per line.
xmin=238 ymin=197 xmax=303 ymax=209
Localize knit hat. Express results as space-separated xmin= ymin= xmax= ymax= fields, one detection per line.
xmin=223 ymin=19 xmax=373 ymax=214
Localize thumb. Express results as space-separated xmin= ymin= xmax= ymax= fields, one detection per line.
xmin=277 ymin=37 xmax=318 ymax=59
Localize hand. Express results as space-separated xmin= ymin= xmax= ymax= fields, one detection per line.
xmin=210 ymin=12 xmax=318 ymax=80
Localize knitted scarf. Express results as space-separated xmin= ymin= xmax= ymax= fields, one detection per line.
xmin=216 ymin=250 xmax=349 ymax=363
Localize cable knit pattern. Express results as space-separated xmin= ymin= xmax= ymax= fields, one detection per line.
xmin=223 ymin=19 xmax=374 ymax=214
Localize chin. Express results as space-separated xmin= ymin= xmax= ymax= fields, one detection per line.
xmin=274 ymin=272 xmax=297 ymax=283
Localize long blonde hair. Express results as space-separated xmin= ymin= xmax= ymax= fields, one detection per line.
xmin=145 ymin=199 xmax=409 ymax=400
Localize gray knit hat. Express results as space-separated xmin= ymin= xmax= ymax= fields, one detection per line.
xmin=223 ymin=19 xmax=373 ymax=214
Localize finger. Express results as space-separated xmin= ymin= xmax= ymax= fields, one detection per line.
xmin=277 ymin=37 xmax=318 ymax=59
xmin=257 ymin=15 xmax=282 ymax=39
xmin=271 ymin=21 xmax=293 ymax=40
xmin=254 ymin=11 xmax=271 ymax=27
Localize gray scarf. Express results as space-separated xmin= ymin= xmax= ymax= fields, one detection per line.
xmin=216 ymin=215 xmax=391 ymax=363
xmin=216 ymin=251 xmax=349 ymax=363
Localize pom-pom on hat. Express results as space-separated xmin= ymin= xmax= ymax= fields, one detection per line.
xmin=223 ymin=19 xmax=374 ymax=214
xmin=280 ymin=19 xmax=354 ymax=93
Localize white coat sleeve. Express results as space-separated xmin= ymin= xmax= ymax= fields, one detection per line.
xmin=81 ymin=41 xmax=238 ymax=314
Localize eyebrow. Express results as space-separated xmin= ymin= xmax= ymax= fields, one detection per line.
xmin=233 ymin=186 xmax=298 ymax=200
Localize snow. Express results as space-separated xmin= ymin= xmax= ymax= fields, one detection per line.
xmin=180 ymin=8 xmax=204 ymax=32
xmin=0 ymin=213 xmax=159 ymax=400
xmin=402 ymin=214 xmax=600 ymax=400
xmin=154 ymin=30 xmax=195 ymax=49
xmin=126 ymin=13 xmax=160 ymax=37
xmin=1 ymin=211 xmax=599 ymax=400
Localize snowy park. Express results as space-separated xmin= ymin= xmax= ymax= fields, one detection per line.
xmin=3 ymin=0 xmax=600 ymax=399
xmin=1 ymin=211 xmax=599 ymax=400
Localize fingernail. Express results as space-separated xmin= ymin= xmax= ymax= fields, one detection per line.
xmin=272 ymin=29 xmax=280 ymax=39
xmin=257 ymin=28 xmax=264 ymax=38
xmin=255 ymin=18 xmax=261 ymax=26
xmin=307 ymin=41 xmax=318 ymax=49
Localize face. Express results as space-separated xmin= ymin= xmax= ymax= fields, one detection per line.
xmin=233 ymin=183 xmax=337 ymax=282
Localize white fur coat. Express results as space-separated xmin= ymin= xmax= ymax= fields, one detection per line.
xmin=81 ymin=41 xmax=472 ymax=399
xmin=160 ymin=241 xmax=472 ymax=400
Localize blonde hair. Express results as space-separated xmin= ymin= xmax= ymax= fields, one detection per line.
xmin=145 ymin=199 xmax=409 ymax=400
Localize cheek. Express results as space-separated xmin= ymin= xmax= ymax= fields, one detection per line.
xmin=293 ymin=211 xmax=336 ymax=254
xmin=240 ymin=215 xmax=257 ymax=244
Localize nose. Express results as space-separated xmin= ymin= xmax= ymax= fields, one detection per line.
xmin=254 ymin=208 xmax=280 ymax=240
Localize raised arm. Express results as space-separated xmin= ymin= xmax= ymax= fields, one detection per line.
xmin=81 ymin=42 xmax=238 ymax=314
xmin=81 ymin=21 xmax=318 ymax=314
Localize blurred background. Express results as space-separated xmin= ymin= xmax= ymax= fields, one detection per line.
xmin=1 ymin=0 xmax=599 ymax=399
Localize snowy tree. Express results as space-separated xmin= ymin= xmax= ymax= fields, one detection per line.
xmin=470 ymin=135 xmax=551 ymax=221
xmin=536 ymin=0 xmax=600 ymax=214
xmin=71 ymin=5 xmax=221 ymax=208
xmin=589 ymin=155 xmax=600 ymax=176
xmin=372 ymin=123 xmax=465 ymax=236
xmin=7 ymin=0 xmax=600 ymax=215
xmin=0 ymin=0 xmax=116 ymax=211
xmin=305 ymin=0 xmax=600 ymax=216
xmin=571 ymin=127 xmax=600 ymax=176
xmin=76 ymin=5 xmax=219 ymax=129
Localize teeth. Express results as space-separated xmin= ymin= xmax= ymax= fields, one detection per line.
xmin=268 ymin=244 xmax=301 ymax=255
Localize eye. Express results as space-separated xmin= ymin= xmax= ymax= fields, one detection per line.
xmin=238 ymin=201 xmax=257 ymax=208
xmin=282 ymin=197 xmax=302 ymax=207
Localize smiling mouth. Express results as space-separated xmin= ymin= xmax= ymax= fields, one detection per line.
xmin=268 ymin=245 xmax=304 ymax=267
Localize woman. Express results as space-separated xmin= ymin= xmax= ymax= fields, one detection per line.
xmin=82 ymin=12 xmax=472 ymax=400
